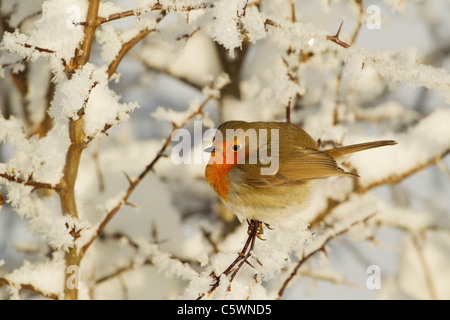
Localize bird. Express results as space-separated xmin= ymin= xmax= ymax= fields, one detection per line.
xmin=204 ymin=120 xmax=397 ymax=226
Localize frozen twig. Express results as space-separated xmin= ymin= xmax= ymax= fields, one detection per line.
xmin=97 ymin=2 xmax=213 ymax=25
xmin=326 ymin=21 xmax=350 ymax=49
xmin=356 ymin=148 xmax=450 ymax=194
xmin=0 ymin=172 xmax=59 ymax=190
xmin=0 ymin=277 xmax=59 ymax=300
xmin=107 ymin=28 xmax=155 ymax=79
xmin=277 ymin=213 xmax=376 ymax=299
xmin=58 ymin=0 xmax=101 ymax=300
xmin=410 ymin=235 xmax=438 ymax=300
xmin=82 ymin=92 xmax=218 ymax=254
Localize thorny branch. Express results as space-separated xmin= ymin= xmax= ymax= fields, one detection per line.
xmin=356 ymin=149 xmax=450 ymax=193
xmin=0 ymin=277 xmax=59 ymax=300
xmin=58 ymin=0 xmax=101 ymax=301
xmin=277 ymin=213 xmax=376 ymax=299
xmin=326 ymin=21 xmax=350 ymax=49
xmin=0 ymin=172 xmax=58 ymax=190
xmin=81 ymin=91 xmax=219 ymax=254
xmin=107 ymin=28 xmax=155 ymax=79
xmin=199 ymin=220 xmax=263 ymax=299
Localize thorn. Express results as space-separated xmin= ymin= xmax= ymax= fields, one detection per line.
xmin=122 ymin=171 xmax=134 ymax=186
xmin=197 ymin=293 xmax=205 ymax=300
xmin=326 ymin=20 xmax=350 ymax=48
xmin=264 ymin=223 xmax=274 ymax=230
xmin=151 ymin=221 xmax=158 ymax=242
xmin=124 ymin=200 xmax=137 ymax=208
xmin=320 ymin=246 xmax=329 ymax=259
xmin=245 ymin=260 xmax=255 ymax=269
xmin=256 ymin=234 xmax=266 ymax=241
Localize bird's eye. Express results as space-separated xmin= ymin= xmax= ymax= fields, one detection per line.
xmin=232 ymin=144 xmax=241 ymax=152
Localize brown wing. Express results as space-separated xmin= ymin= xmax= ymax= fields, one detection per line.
xmin=241 ymin=147 xmax=355 ymax=188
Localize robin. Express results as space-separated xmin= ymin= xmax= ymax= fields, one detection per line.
xmin=204 ymin=120 xmax=396 ymax=226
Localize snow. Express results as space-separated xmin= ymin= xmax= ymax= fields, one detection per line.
xmin=2 ymin=251 xmax=65 ymax=299
xmin=204 ymin=0 xmax=247 ymax=57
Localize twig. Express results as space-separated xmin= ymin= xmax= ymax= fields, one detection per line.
xmin=22 ymin=43 xmax=56 ymax=53
xmin=333 ymin=0 xmax=364 ymax=124
xmin=357 ymin=149 xmax=450 ymax=193
xmin=96 ymin=3 xmax=214 ymax=25
xmin=326 ymin=21 xmax=350 ymax=48
xmin=0 ymin=172 xmax=59 ymax=190
xmin=92 ymin=141 xmax=105 ymax=193
xmin=59 ymin=0 xmax=101 ymax=301
xmin=0 ymin=58 xmax=26 ymax=69
xmin=410 ymin=235 xmax=438 ymax=300
xmin=200 ymin=227 xmax=219 ymax=254
xmin=97 ymin=9 xmax=135 ymax=24
xmin=277 ymin=213 xmax=376 ymax=299
xmin=0 ymin=277 xmax=59 ymax=300
xmin=81 ymin=94 xmax=215 ymax=254
xmin=264 ymin=19 xmax=280 ymax=31
xmin=286 ymin=99 xmax=291 ymax=123
xmin=199 ymin=220 xmax=263 ymax=299
xmin=311 ymin=149 xmax=450 ymax=228
xmin=107 ymin=28 xmax=155 ymax=79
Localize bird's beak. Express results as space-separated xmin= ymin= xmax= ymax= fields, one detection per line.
xmin=203 ymin=146 xmax=216 ymax=153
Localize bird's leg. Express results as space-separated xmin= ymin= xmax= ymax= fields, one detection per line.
xmin=228 ymin=220 xmax=262 ymax=285
xmin=205 ymin=220 xmax=264 ymax=297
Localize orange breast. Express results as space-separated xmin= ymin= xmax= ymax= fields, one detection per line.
xmin=205 ymin=161 xmax=235 ymax=201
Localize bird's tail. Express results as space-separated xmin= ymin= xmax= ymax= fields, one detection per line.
xmin=323 ymin=140 xmax=397 ymax=163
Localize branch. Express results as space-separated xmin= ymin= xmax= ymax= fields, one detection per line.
xmin=310 ymin=148 xmax=450 ymax=228
xmin=59 ymin=0 xmax=101 ymax=301
xmin=326 ymin=21 xmax=350 ymax=48
xmin=277 ymin=213 xmax=376 ymax=299
xmin=22 ymin=43 xmax=56 ymax=54
xmin=410 ymin=235 xmax=438 ymax=300
xmin=67 ymin=0 xmax=101 ymax=73
xmin=0 ymin=172 xmax=59 ymax=190
xmin=0 ymin=277 xmax=59 ymax=300
xmin=0 ymin=58 xmax=26 ymax=70
xmin=107 ymin=28 xmax=155 ymax=79
xmin=81 ymin=94 xmax=214 ymax=254
xmin=97 ymin=9 xmax=135 ymax=24
xmin=356 ymin=148 xmax=450 ymax=194
xmin=96 ymin=3 xmax=214 ymax=25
